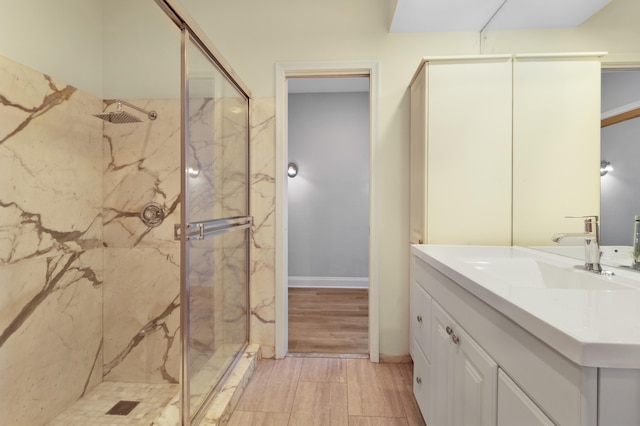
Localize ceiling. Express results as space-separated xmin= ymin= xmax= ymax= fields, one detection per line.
xmin=390 ymin=0 xmax=613 ymax=32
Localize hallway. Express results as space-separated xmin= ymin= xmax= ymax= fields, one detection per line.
xmin=288 ymin=288 xmax=368 ymax=354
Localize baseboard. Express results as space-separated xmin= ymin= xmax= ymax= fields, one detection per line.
xmin=288 ymin=276 xmax=369 ymax=289
xmin=380 ymin=354 xmax=413 ymax=363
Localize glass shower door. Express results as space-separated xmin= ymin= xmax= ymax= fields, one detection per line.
xmin=180 ymin=31 xmax=250 ymax=424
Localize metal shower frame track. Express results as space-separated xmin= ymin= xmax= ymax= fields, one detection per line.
xmin=153 ymin=1 xmax=253 ymax=425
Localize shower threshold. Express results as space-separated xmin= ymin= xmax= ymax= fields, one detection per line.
xmin=154 ymin=343 xmax=260 ymax=426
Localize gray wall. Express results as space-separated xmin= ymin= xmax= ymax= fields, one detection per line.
xmin=288 ymin=92 xmax=370 ymax=281
xmin=601 ymin=70 xmax=640 ymax=245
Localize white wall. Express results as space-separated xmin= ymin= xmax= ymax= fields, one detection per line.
xmin=177 ymin=0 xmax=480 ymax=357
xmin=0 ymin=0 xmax=103 ymax=96
xmin=0 ymin=0 xmax=181 ymax=99
xmin=288 ymin=92 xmax=370 ymax=282
xmin=176 ymin=0 xmax=640 ymax=357
xmin=102 ymin=0 xmax=181 ymax=99
xmin=601 ymin=70 xmax=640 ymax=245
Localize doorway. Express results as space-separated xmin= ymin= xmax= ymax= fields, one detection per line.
xmin=274 ymin=62 xmax=380 ymax=360
xmin=286 ymin=77 xmax=370 ymax=354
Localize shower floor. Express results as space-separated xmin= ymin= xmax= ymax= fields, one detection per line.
xmin=47 ymin=381 xmax=178 ymax=426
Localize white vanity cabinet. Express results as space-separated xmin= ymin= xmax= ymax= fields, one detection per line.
xmin=410 ymin=263 xmax=432 ymax=422
xmin=409 ymin=53 xmax=603 ymax=247
xmin=410 ymin=251 xmax=597 ymax=426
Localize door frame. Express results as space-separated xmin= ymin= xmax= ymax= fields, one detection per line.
xmin=274 ymin=61 xmax=380 ymax=361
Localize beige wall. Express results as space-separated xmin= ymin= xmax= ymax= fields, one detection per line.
xmin=0 ymin=0 xmax=182 ymax=99
xmin=179 ymin=0 xmax=640 ymax=96
xmin=176 ymin=0 xmax=640 ymax=357
xmin=0 ymin=0 xmax=103 ymax=96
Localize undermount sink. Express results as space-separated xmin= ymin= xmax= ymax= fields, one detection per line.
xmin=464 ymin=257 xmax=639 ymax=291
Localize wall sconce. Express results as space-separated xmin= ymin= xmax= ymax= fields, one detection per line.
xmin=188 ymin=166 xmax=200 ymax=178
xmin=600 ymin=160 xmax=613 ymax=177
xmin=287 ymin=162 xmax=298 ymax=178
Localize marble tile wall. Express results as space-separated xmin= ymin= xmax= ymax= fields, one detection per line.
xmin=215 ymin=96 xmax=249 ymax=349
xmin=249 ymin=98 xmax=276 ymax=358
xmin=0 ymin=54 xmax=104 ymax=425
xmin=188 ymin=94 xmax=250 ymax=410
xmin=102 ymin=98 xmax=181 ymax=384
xmin=187 ymin=97 xmax=218 ymax=377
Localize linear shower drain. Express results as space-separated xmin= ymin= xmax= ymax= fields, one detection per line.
xmin=106 ymin=400 xmax=141 ymax=416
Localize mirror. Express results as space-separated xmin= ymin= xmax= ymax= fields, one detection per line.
xmin=530 ymin=68 xmax=640 ymax=268
xmin=600 ymin=69 xmax=640 ymax=246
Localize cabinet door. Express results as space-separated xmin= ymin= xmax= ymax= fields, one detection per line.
xmin=498 ymin=369 xmax=555 ymax=426
xmin=512 ymin=55 xmax=601 ymax=245
xmin=410 ymin=63 xmax=427 ymax=244
xmin=410 ymin=279 xmax=432 ymax=359
xmin=453 ymin=326 xmax=498 ymax=426
xmin=431 ymin=302 xmax=456 ymax=426
xmin=427 ymin=57 xmax=512 ymax=245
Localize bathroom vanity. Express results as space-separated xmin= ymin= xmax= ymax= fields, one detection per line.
xmin=410 ymin=245 xmax=640 ymax=426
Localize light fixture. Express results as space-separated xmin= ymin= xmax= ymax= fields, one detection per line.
xmin=600 ymin=160 xmax=613 ymax=177
xmin=188 ymin=166 xmax=200 ymax=178
xmin=287 ymin=162 xmax=298 ymax=178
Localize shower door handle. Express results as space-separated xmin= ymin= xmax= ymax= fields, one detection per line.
xmin=174 ymin=216 xmax=252 ymax=241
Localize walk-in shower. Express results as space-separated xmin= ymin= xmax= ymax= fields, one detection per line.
xmin=0 ymin=1 xmax=252 ymax=425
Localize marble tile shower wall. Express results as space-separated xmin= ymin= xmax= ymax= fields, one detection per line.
xmin=214 ymin=97 xmax=250 ymax=351
xmin=249 ymin=99 xmax=277 ymax=358
xmin=188 ymin=96 xmax=248 ymax=373
xmin=102 ymin=98 xmax=181 ymax=385
xmin=0 ymin=55 xmax=104 ymax=425
xmin=0 ymin=52 xmax=272 ymax=425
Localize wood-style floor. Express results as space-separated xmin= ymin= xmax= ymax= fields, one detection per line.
xmin=228 ymin=357 xmax=426 ymax=426
xmin=288 ymin=288 xmax=368 ymax=354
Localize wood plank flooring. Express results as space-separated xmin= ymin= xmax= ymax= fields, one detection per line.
xmin=228 ymin=357 xmax=425 ymax=426
xmin=288 ymin=288 xmax=368 ymax=354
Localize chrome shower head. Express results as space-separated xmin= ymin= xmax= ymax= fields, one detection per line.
xmin=94 ymin=100 xmax=158 ymax=123
xmin=94 ymin=110 xmax=143 ymax=123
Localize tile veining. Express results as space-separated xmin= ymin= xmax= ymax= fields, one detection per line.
xmin=0 ymin=53 xmax=104 ymax=426
xmin=1 ymin=48 xmax=268 ymax=424
xmin=0 ymin=74 xmax=76 ymax=146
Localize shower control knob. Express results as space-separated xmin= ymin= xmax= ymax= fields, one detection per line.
xmin=416 ymin=376 xmax=422 ymax=385
xmin=140 ymin=202 xmax=165 ymax=228
xmin=416 ymin=315 xmax=422 ymax=323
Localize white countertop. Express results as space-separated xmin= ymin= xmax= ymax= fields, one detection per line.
xmin=411 ymin=245 xmax=640 ymax=369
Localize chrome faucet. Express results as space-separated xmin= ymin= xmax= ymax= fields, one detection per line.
xmin=552 ymin=215 xmax=603 ymax=274
xmin=633 ymin=215 xmax=640 ymax=269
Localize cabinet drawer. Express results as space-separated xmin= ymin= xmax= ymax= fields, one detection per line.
xmin=410 ymin=280 xmax=432 ymax=359
xmin=498 ymin=369 xmax=555 ymax=426
xmin=413 ymin=342 xmax=431 ymax=422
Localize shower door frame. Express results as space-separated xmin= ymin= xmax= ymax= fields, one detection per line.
xmin=154 ymin=1 xmax=253 ymax=424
